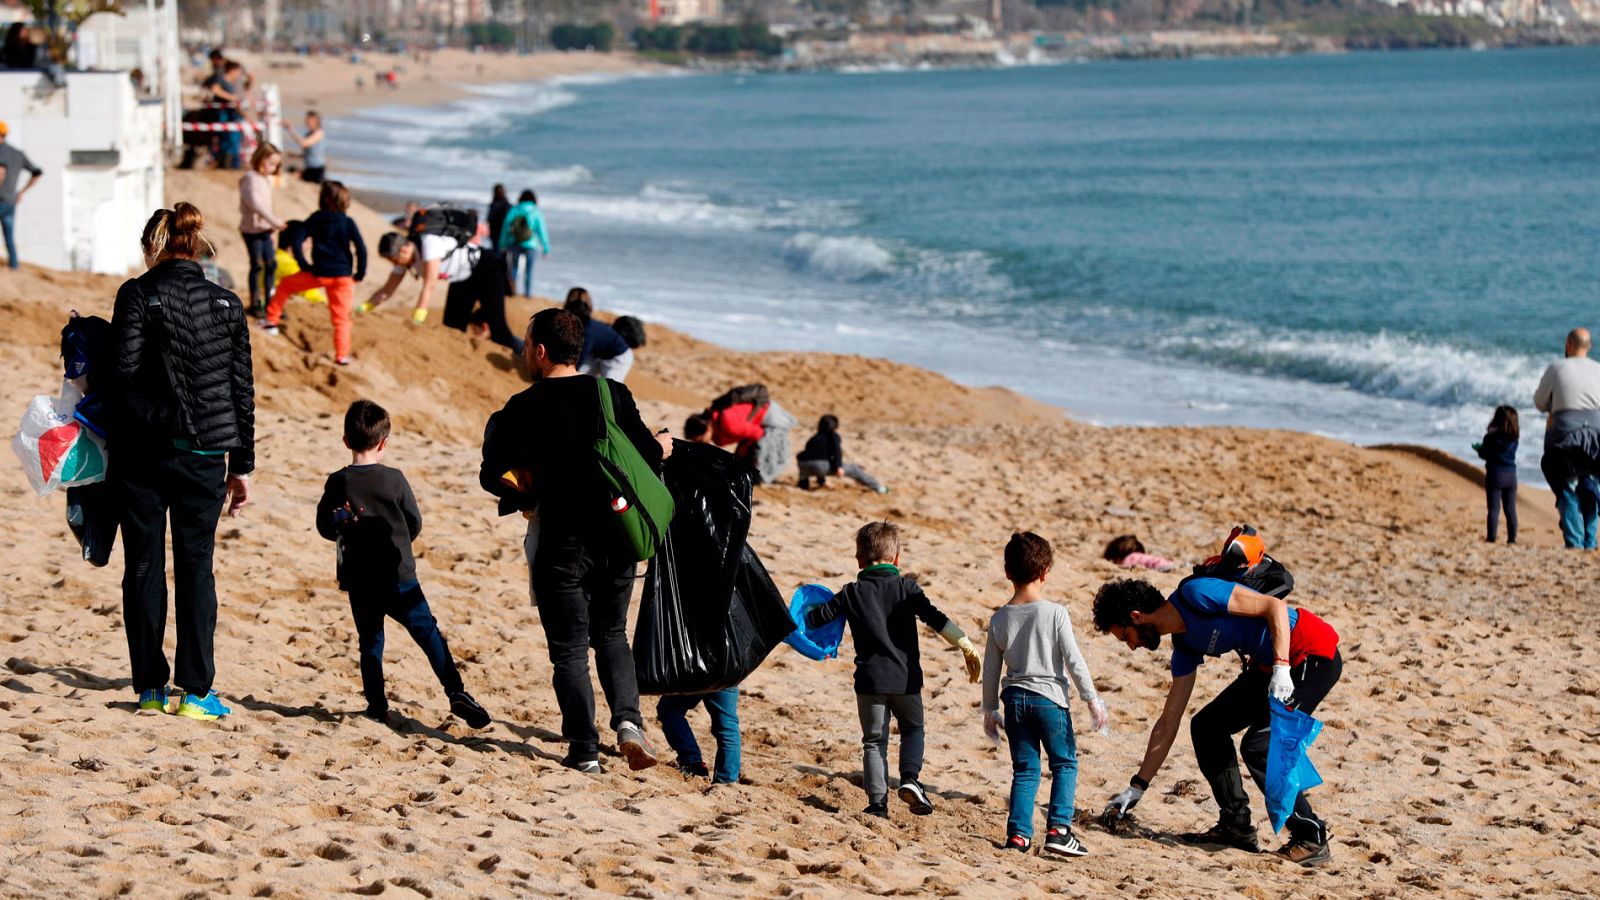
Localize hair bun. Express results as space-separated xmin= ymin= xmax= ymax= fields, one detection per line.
xmin=169 ymin=201 xmax=204 ymax=235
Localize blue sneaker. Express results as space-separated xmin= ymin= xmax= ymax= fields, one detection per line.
xmin=137 ymin=687 xmax=171 ymax=714
xmin=176 ymin=691 xmax=232 ymax=721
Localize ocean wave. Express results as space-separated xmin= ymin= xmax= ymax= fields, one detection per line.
xmin=1157 ymin=327 xmax=1547 ymax=409
xmin=783 ymin=233 xmax=896 ymax=281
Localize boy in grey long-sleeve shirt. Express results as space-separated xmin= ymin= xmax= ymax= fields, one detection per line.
xmin=981 ymin=532 xmax=1108 ymax=856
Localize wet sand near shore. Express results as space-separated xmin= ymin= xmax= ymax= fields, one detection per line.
xmin=0 ymin=121 xmax=1595 ymax=898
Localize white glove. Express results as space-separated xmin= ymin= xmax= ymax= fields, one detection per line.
xmin=1269 ymin=664 xmax=1294 ymax=703
xmin=982 ymin=710 xmax=1003 ymax=746
xmin=1088 ymin=697 xmax=1110 ymax=735
xmin=1105 ymin=785 xmax=1144 ymax=816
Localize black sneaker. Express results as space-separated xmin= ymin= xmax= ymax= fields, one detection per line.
xmin=1005 ymin=834 xmax=1031 ymax=853
xmin=448 ymin=691 xmax=491 ymax=729
xmin=562 ymin=753 xmax=603 ymax=775
xmin=1042 ymin=827 xmax=1088 ymax=857
xmin=1180 ymin=821 xmax=1260 ymax=853
xmin=617 ymin=722 xmax=659 ymax=771
xmin=862 ymin=802 xmax=889 ymax=819
xmin=1276 ymin=838 xmax=1332 ymax=867
xmin=897 ymin=779 xmax=934 ymax=816
xmin=362 ymin=705 xmax=389 ymax=724
xmin=674 ymin=758 xmax=710 ymax=779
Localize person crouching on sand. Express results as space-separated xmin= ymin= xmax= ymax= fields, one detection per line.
xmin=802 ymin=521 xmax=982 ymax=818
xmin=1102 ymin=535 xmax=1175 ymax=572
xmin=1092 ymin=576 xmax=1341 ymax=866
xmin=366 ymin=227 xmax=523 ymax=356
xmin=316 ymin=400 xmax=489 ymax=727
xmin=796 ymin=414 xmax=887 ymax=494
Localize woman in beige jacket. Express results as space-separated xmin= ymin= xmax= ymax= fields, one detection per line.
xmin=238 ymin=143 xmax=284 ymax=317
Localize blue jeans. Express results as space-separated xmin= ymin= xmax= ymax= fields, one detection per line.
xmin=242 ymin=230 xmax=276 ymax=312
xmin=1552 ymin=473 xmax=1599 ymax=549
xmin=347 ymin=582 xmax=465 ymax=714
xmin=657 ymin=687 xmax=741 ymax=783
xmin=1002 ymin=686 xmax=1078 ymax=840
xmin=506 ymin=245 xmax=536 ymax=296
xmin=0 ymin=202 xmax=16 ymax=268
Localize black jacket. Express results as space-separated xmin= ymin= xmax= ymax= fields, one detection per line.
xmin=798 ymin=430 xmax=843 ymax=471
xmin=316 ymin=464 xmax=421 ymax=590
xmin=292 ymin=210 xmax=367 ymax=281
xmin=806 ymin=565 xmax=951 ymax=695
xmin=112 ymin=258 xmax=256 ymax=475
xmin=480 ymin=375 xmax=663 ymax=534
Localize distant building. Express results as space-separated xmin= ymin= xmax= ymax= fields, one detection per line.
xmin=652 ymin=0 xmax=724 ymax=26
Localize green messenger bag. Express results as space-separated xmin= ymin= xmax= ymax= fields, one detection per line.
xmin=595 ymin=377 xmax=675 ymax=562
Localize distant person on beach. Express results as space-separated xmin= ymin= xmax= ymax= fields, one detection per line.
xmin=369 ymin=226 xmax=523 ymax=355
xmin=982 ymin=532 xmax=1108 ymax=856
xmin=1103 ymin=535 xmax=1176 ymax=572
xmin=1534 ymin=328 xmax=1600 ymax=549
xmin=702 ymin=385 xmax=796 ymax=485
xmin=0 ymin=120 xmax=43 ymax=269
xmin=238 ymin=142 xmax=285 ymax=317
xmin=316 ymin=399 xmax=490 ymax=728
xmin=796 ymin=414 xmax=887 ymax=494
xmin=803 ymin=521 xmax=982 ymax=818
xmin=1474 ymin=406 xmax=1519 ymax=544
xmin=204 ymin=60 xmax=246 ymax=169
xmin=287 ymin=111 xmax=326 ymax=183
xmin=563 ymin=288 xmax=631 ymax=381
xmin=486 ymin=184 xmax=510 ymax=252
xmin=262 ymin=181 xmax=367 ymax=365
xmin=1093 ymin=576 xmax=1341 ymax=867
xmin=479 ymin=308 xmax=674 ymax=774
xmin=500 ymin=190 xmax=550 ymax=297
xmin=111 ymin=202 xmax=254 ymax=722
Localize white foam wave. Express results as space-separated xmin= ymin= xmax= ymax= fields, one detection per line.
xmin=783 ymin=233 xmax=896 ymax=281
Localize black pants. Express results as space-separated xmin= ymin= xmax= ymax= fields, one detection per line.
xmin=443 ymin=252 xmax=524 ymax=354
xmin=1190 ymin=651 xmax=1343 ymax=844
xmin=531 ymin=526 xmax=641 ymax=761
xmin=242 ymin=230 xmax=276 ymax=314
xmin=1486 ymin=467 xmax=1518 ymax=543
xmin=301 ymin=166 xmax=325 ymax=184
xmin=347 ymin=582 xmax=464 ymax=714
xmin=114 ymin=447 xmax=228 ymax=696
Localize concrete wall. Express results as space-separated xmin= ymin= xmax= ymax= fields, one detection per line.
xmin=0 ymin=71 xmax=164 ymax=274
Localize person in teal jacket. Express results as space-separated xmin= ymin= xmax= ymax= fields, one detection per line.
xmin=498 ymin=189 xmax=550 ymax=298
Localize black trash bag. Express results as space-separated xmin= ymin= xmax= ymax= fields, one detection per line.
xmin=65 ymin=482 xmax=118 ymax=567
xmin=634 ymin=441 xmax=795 ymax=695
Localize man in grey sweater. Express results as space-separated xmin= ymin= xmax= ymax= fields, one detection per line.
xmin=1534 ymin=327 xmax=1600 ymax=549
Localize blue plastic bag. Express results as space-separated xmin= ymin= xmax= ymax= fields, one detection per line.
xmin=1265 ymin=697 xmax=1324 ymax=833
xmin=783 ymin=583 xmax=844 ymax=660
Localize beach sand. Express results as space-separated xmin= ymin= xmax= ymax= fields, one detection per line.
xmin=1 ymin=71 xmax=1598 ymax=899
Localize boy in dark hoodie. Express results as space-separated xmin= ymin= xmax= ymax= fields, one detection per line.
xmin=797 ymin=413 xmax=887 ymax=493
xmin=317 ymin=399 xmax=489 ymax=728
xmin=805 ymin=521 xmax=982 ymax=818
xmin=262 ymin=180 xmax=367 ymax=364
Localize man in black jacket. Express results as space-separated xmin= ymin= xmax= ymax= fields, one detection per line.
xmin=480 ymin=308 xmax=673 ymax=773
xmin=111 ymin=203 xmax=255 ymax=722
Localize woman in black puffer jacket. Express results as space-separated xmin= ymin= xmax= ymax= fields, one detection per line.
xmin=110 ymin=202 xmax=255 ymax=722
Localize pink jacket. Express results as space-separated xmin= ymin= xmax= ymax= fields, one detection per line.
xmin=238 ymin=171 xmax=283 ymax=234
xmin=1119 ymin=551 xmax=1176 ymax=572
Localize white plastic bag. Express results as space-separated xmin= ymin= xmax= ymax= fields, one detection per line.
xmin=11 ymin=381 xmax=108 ymax=496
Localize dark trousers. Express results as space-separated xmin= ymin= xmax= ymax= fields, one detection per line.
xmin=443 ymin=252 xmax=524 ymax=355
xmin=300 ymin=166 xmax=325 ymax=184
xmin=532 ymin=528 xmax=641 ymax=761
xmin=857 ymin=692 xmax=925 ymax=805
xmin=114 ymin=447 xmax=227 ymax=696
xmin=347 ymin=582 xmax=463 ymax=714
xmin=1485 ymin=467 xmax=1518 ymax=543
xmin=1190 ymin=651 xmax=1343 ymax=844
xmin=242 ymin=230 xmax=276 ymax=313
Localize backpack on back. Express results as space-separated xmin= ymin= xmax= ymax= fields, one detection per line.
xmin=709 ymin=384 xmax=770 ymax=416
xmin=408 ymin=205 xmax=478 ymax=252
xmin=1182 ymin=523 xmax=1295 ymax=599
xmin=595 ymin=378 xmax=675 ymax=562
xmin=508 ymin=213 xmax=534 ymax=245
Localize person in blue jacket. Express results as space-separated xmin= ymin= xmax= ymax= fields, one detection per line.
xmin=1475 ymin=405 xmax=1519 ymax=544
xmin=498 ymin=189 xmax=550 ymax=298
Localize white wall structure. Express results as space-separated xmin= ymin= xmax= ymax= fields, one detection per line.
xmin=0 ymin=71 xmax=164 ymax=274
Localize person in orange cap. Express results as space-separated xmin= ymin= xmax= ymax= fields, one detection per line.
xmin=0 ymin=119 xmax=45 ymax=269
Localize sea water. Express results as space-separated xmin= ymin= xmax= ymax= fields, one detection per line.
xmin=335 ymin=48 xmax=1600 ymax=483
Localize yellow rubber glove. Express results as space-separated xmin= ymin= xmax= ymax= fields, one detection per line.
xmin=956 ymin=636 xmax=982 ymax=684
xmin=411 ymin=307 xmax=428 ymax=325
xmin=356 ymin=302 xmax=374 ymax=315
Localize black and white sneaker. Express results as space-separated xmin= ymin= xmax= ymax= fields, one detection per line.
xmin=1042 ymin=827 xmax=1088 ymax=857
xmin=897 ymin=779 xmax=934 ymax=816
xmin=447 ymin=691 xmax=491 ymax=729
xmin=617 ymin=722 xmax=659 ymax=771
xmin=562 ymin=753 xmax=603 ymax=775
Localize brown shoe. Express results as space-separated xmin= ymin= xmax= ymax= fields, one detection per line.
xmin=1276 ymin=839 xmax=1331 ymax=867
xmin=1179 ymin=821 xmax=1259 ymax=853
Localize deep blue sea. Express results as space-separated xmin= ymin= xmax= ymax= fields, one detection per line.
xmin=337 ymin=47 xmax=1600 ymax=482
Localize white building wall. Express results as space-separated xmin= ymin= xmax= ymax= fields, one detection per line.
xmin=0 ymin=71 xmax=164 ymax=275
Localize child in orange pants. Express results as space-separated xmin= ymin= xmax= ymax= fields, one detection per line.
xmin=262 ymin=181 xmax=367 ymax=365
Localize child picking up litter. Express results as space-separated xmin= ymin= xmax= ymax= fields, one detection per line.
xmin=316 ymin=399 xmax=490 ymax=728
xmin=804 ymin=521 xmax=982 ymax=818
xmin=1102 ymin=535 xmax=1175 ymax=572
xmin=797 ymin=414 xmax=887 ymax=493
xmin=982 ymin=532 xmax=1108 ymax=856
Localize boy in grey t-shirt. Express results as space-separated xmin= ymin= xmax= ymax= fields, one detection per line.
xmin=981 ymin=532 xmax=1108 ymax=857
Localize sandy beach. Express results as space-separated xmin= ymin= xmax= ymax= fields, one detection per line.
xmin=1 ymin=55 xmax=1598 ymax=899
